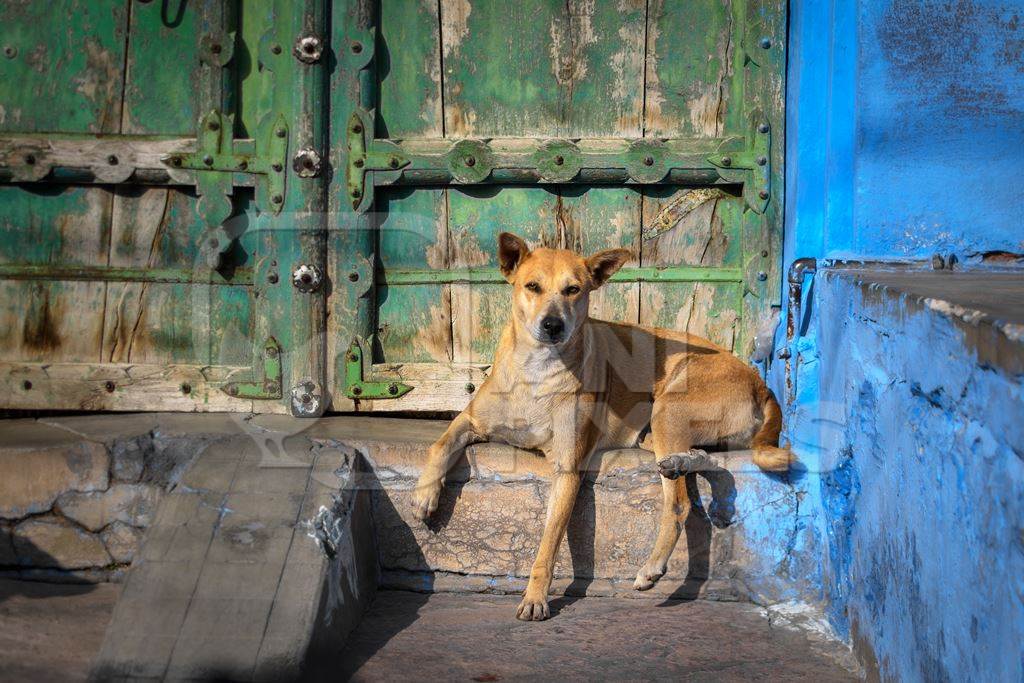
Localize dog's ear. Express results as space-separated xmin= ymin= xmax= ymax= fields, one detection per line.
xmin=498 ymin=232 xmax=530 ymax=282
xmin=586 ymin=248 xmax=632 ymax=287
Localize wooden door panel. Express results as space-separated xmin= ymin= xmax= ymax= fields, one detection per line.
xmin=0 ymin=185 xmax=109 ymax=363
xmin=102 ymin=186 xmax=254 ymax=366
xmin=644 ymin=0 xmax=739 ymax=138
xmin=336 ymin=0 xmax=784 ymax=412
xmin=0 ymin=1 xmax=128 ymax=134
xmin=440 ymin=0 xmax=647 ymax=137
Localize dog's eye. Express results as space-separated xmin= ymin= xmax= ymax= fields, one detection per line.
xmin=563 ymin=285 xmax=581 ymax=296
xmin=524 ymin=282 xmax=541 ymax=293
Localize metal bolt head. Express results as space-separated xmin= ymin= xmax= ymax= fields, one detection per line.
xmin=465 ymin=383 xmax=476 ymax=394
xmin=348 ymin=352 xmax=359 ymax=363
xmin=22 ymin=380 xmax=32 ymax=391
xmin=292 ymin=148 xmax=322 ymax=178
xmin=104 ymin=381 xmax=116 ymax=393
xmin=761 ymin=249 xmax=769 ymax=257
xmin=352 ymin=123 xmax=363 ymax=134
xmin=271 ymin=44 xmax=282 ymax=55
xmin=758 ymin=122 xmax=770 ymax=134
xmin=757 ymin=271 xmax=768 ymax=281
xmin=291 ymin=263 xmax=324 ymax=293
xmin=351 ymin=188 xmax=361 ymax=198
xmin=389 ymin=156 xmax=401 ymax=169
xmin=758 ymin=189 xmax=769 ymax=200
xmin=387 ymin=383 xmax=399 ymax=396
xmin=24 ymin=154 xmax=35 ymax=165
xmin=757 ymin=156 xmax=768 ymax=166
xmin=275 ymin=127 xmax=286 ymax=138
xmin=237 ymin=160 xmax=248 ymax=171
xmin=203 ymin=155 xmax=214 ymax=166
xmin=271 ymin=194 xmax=283 ymax=204
xmin=760 ymin=37 xmax=772 ymax=49
xmin=351 ymin=385 xmax=363 ymax=396
xmin=208 ymin=119 xmax=220 ymax=131
xmin=721 ymin=156 xmax=732 ymax=167
xmin=465 ymin=156 xmax=476 ymax=167
xmin=554 ymin=155 xmax=564 ymax=166
xmin=272 ymin=162 xmax=283 ymax=172
xmin=170 ymin=156 xmax=183 ymax=167
xmin=351 ymin=41 xmax=363 ymax=54
xmin=266 ymin=345 xmax=278 ymax=357
xmin=267 ymin=272 xmax=279 ymax=284
xmin=643 ymin=156 xmax=654 ymax=166
xmin=107 ymin=154 xmax=119 ymax=165
xmin=348 ymin=271 xmax=359 ymax=282
xmin=293 ymin=34 xmax=323 ymax=64
xmin=354 ymin=158 xmax=365 ymax=168
xmin=180 ymin=382 xmax=192 ymax=395
xmin=210 ymin=42 xmax=222 ymax=54
xmin=3 ymin=46 xmax=16 ymax=59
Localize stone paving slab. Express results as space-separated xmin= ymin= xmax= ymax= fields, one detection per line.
xmin=341 ymin=591 xmax=859 ymax=682
xmin=90 ymin=435 xmax=377 ymax=681
xmin=0 ymin=578 xmax=121 ymax=682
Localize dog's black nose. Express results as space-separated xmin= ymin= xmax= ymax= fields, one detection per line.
xmin=541 ymin=316 xmax=564 ymax=338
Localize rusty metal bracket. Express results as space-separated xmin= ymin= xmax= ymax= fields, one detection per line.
xmin=345 ymin=108 xmax=410 ymax=211
xmin=343 ymin=338 xmax=413 ymax=400
xmin=162 ymin=110 xmax=288 ymax=215
xmin=707 ymin=112 xmax=771 ymax=214
xmin=221 ymin=337 xmax=283 ymax=400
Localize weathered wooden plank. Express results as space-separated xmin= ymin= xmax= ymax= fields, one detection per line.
xmin=0 ymin=186 xmax=109 ymax=363
xmin=376 ymin=188 xmax=452 ymax=363
xmin=122 ymin=0 xmax=204 ymax=136
xmin=644 ymin=0 xmax=736 ymax=138
xmin=559 ymin=187 xmax=642 ymax=324
xmin=0 ymin=1 xmax=128 ymax=134
xmin=639 ymin=282 xmax=740 ymax=350
xmin=639 ymin=189 xmax=743 ymax=350
xmin=448 ymin=187 xmax=561 ymax=363
xmin=354 ymin=362 xmax=490 ymax=413
xmin=441 ymin=0 xmax=646 ymax=137
xmin=379 ymin=0 xmax=444 ymax=137
xmin=0 ymin=362 xmax=264 ymax=413
xmin=103 ymin=187 xmax=253 ymax=366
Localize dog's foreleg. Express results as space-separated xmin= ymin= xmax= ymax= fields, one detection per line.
xmin=516 ymin=468 xmax=581 ymax=621
xmin=411 ymin=412 xmax=479 ymax=521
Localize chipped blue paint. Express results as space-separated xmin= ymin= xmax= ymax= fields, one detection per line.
xmin=774 ymin=0 xmax=1024 ymax=678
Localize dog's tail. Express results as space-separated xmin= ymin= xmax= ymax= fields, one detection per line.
xmin=751 ymin=387 xmax=794 ymax=472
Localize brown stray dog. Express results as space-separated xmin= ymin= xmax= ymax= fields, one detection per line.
xmin=411 ymin=232 xmax=792 ymax=621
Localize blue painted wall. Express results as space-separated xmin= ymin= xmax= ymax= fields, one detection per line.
xmin=777 ymin=0 xmax=1024 ymax=678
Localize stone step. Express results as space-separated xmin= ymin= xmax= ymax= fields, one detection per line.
xmin=261 ymin=414 xmax=803 ymax=604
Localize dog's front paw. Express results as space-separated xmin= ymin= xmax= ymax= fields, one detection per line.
xmin=515 ymin=594 xmax=550 ymax=621
xmin=633 ymin=564 xmax=665 ymax=591
xmin=410 ymin=480 xmax=441 ymax=522
xmin=657 ymin=448 xmax=711 ymax=479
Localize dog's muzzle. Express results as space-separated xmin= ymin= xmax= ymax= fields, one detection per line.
xmin=540 ymin=315 xmax=565 ymax=343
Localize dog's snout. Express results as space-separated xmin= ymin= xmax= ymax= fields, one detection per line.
xmin=541 ymin=316 xmax=564 ymax=339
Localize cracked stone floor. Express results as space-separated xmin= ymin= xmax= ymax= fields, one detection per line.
xmin=339 ymin=591 xmax=859 ymax=682
xmin=0 ymin=578 xmax=121 ymax=682
xmin=0 ymin=580 xmax=857 ymax=681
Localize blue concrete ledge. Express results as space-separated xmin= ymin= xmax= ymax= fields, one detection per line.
xmin=790 ymin=267 xmax=1024 ymax=681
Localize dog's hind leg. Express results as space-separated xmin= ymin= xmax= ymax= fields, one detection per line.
xmin=634 ymin=472 xmax=690 ymax=591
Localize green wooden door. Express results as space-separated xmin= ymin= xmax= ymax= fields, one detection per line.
xmin=330 ymin=0 xmax=785 ymax=413
xmin=0 ymin=1 xmax=329 ymax=416
xmin=0 ymin=0 xmax=783 ymax=416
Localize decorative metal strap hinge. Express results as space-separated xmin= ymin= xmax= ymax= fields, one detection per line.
xmin=221 ymin=337 xmax=283 ymax=399
xmin=345 ymin=108 xmax=410 ymax=211
xmin=162 ymin=110 xmax=288 ymax=215
xmin=707 ymin=111 xmax=772 ymax=214
xmin=343 ymin=338 xmax=413 ymax=400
